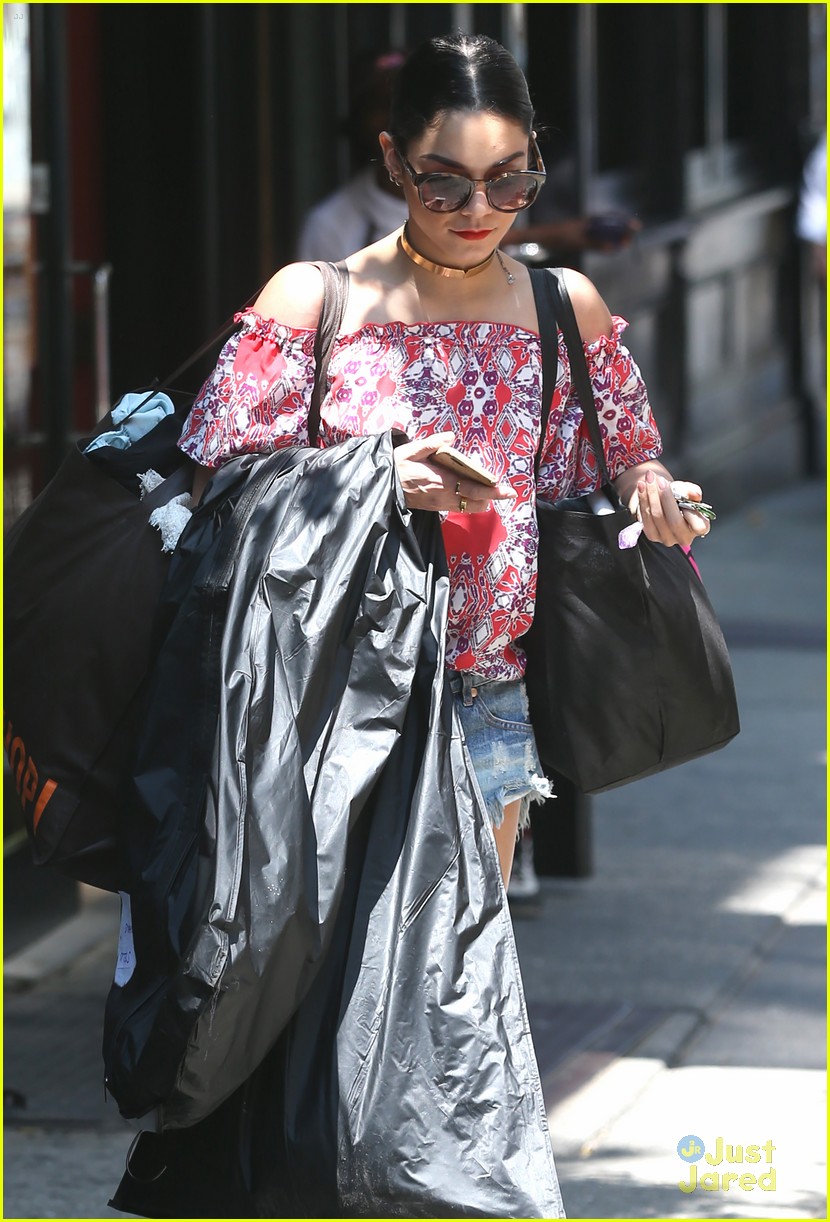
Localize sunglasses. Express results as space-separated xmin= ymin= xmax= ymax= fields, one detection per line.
xmin=395 ymin=135 xmax=547 ymax=214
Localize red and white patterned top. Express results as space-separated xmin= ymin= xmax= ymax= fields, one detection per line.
xmin=178 ymin=311 xmax=662 ymax=679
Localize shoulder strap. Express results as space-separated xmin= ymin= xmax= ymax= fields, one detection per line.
xmin=122 ymin=261 xmax=349 ymax=435
xmin=528 ymin=268 xmax=558 ymax=482
xmin=161 ymin=289 xmax=260 ymax=403
xmin=528 ymin=266 xmax=613 ymax=488
xmin=308 ymin=260 xmax=350 ymax=445
xmin=117 ymin=288 xmax=262 ymax=425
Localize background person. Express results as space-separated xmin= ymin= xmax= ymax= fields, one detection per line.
xmin=296 ymin=50 xmax=409 ymax=263
xmin=796 ymin=130 xmax=827 ymax=281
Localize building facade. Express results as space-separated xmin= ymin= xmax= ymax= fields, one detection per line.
xmin=3 ymin=2 xmax=826 ymax=522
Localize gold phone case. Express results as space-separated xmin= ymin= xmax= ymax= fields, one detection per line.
xmin=433 ymin=446 xmax=498 ymax=488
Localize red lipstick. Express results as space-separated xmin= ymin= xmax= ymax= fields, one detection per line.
xmin=453 ymin=229 xmax=493 ymax=241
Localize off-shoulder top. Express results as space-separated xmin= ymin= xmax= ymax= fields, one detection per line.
xmin=178 ymin=312 xmax=662 ymax=680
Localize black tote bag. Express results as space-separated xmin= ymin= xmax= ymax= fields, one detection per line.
xmin=523 ymin=268 xmax=740 ymax=794
xmin=3 ymin=263 xmax=348 ymax=891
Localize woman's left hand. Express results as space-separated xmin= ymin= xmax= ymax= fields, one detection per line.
xmin=627 ymin=470 xmax=712 ymax=546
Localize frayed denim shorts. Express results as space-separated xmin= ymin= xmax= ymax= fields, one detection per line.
xmin=449 ymin=670 xmax=553 ymax=831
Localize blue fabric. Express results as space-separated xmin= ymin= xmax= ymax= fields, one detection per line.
xmin=449 ymin=672 xmax=552 ymax=829
xmin=85 ymin=391 xmax=175 ymax=453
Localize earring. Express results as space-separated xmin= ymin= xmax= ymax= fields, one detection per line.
xmin=388 ymin=171 xmax=400 ymax=186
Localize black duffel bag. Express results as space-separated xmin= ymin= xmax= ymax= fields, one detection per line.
xmin=4 ymin=399 xmax=194 ymax=890
xmin=4 ymin=266 xmax=347 ymax=891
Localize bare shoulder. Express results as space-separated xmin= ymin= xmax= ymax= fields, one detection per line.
xmin=561 ymin=267 xmax=614 ymax=344
xmin=252 ymin=262 xmax=325 ymax=329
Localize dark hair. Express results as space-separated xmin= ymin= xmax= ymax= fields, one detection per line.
xmin=389 ymin=34 xmax=534 ymax=148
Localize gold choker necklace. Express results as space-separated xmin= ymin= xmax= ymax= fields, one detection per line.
xmin=400 ymin=225 xmax=495 ymax=279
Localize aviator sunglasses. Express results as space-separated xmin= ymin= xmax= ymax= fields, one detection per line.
xmin=395 ymin=135 xmax=547 ymax=213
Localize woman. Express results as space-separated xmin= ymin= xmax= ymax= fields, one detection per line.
xmin=110 ymin=33 xmax=715 ymax=1220
xmin=181 ymin=33 xmax=710 ymax=889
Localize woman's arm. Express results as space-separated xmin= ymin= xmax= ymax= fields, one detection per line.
xmin=564 ymin=269 xmax=710 ymax=546
xmin=394 ymin=432 xmax=517 ymax=513
xmin=191 ymin=462 xmax=212 ymax=506
xmin=253 ymin=262 xmax=326 ymax=327
xmin=187 ymin=263 xmax=329 ymax=505
xmin=615 ymin=462 xmax=710 ymax=545
xmin=561 ymin=267 xmax=614 ymax=344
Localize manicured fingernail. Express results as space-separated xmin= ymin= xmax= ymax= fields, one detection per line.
xmin=646 ymin=470 xmax=655 ymax=483
xmin=658 ymin=476 xmax=668 ymax=490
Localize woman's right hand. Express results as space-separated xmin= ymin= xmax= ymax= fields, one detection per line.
xmin=394 ymin=432 xmax=516 ymax=513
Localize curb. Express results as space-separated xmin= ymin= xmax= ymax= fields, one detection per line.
xmin=544 ymin=1007 xmax=701 ymax=1159
xmin=543 ymin=869 xmax=827 ymax=1162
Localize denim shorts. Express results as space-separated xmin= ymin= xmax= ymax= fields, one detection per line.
xmin=449 ymin=670 xmax=553 ymax=831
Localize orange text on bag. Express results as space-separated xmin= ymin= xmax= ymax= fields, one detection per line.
xmin=3 ymin=713 xmax=58 ymax=832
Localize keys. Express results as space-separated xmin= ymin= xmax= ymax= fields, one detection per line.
xmin=674 ymin=496 xmax=717 ymax=521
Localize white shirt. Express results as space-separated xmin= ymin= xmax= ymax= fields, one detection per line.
xmin=796 ymin=134 xmax=827 ymax=245
xmin=296 ymin=169 xmax=409 ymax=263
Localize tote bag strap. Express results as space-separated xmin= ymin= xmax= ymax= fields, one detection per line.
xmin=308 ymin=261 xmax=350 ymax=445
xmin=156 ymin=291 xmax=259 ymax=404
xmin=528 ymin=266 xmax=614 ymax=489
xmin=117 ymin=288 xmax=263 ymax=426
xmin=119 ymin=259 xmax=349 ymax=433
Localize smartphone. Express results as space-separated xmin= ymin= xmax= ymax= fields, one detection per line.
xmin=432 ymin=445 xmax=499 ymax=488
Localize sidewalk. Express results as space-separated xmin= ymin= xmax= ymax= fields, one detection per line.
xmin=4 ymin=479 xmax=826 ymax=1219
xmin=514 ymin=478 xmax=827 ymax=1218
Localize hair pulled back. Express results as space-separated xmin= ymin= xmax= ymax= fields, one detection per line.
xmin=389 ymin=33 xmax=534 ymax=149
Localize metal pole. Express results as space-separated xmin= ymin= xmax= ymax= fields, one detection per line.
xmin=93 ymin=264 xmax=112 ymax=420
xmin=452 ymin=5 xmax=474 ymax=35
xmin=41 ymin=4 xmax=73 ymax=477
xmin=705 ymin=4 xmax=726 ymax=176
xmin=201 ymin=6 xmax=220 ymax=329
xmin=501 ymin=4 xmax=527 ymax=72
xmin=334 ymin=4 xmax=350 ymax=182
xmin=574 ymin=6 xmax=597 ymax=215
xmin=256 ymin=6 xmax=275 ymax=280
xmin=807 ymin=4 xmax=827 ymax=130
xmin=389 ymin=4 xmax=406 ymax=51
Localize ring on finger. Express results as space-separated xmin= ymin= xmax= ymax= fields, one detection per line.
xmin=459 ymin=496 xmax=468 ymax=513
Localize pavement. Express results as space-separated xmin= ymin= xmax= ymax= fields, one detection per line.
xmin=3 ymin=478 xmax=826 ymax=1220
